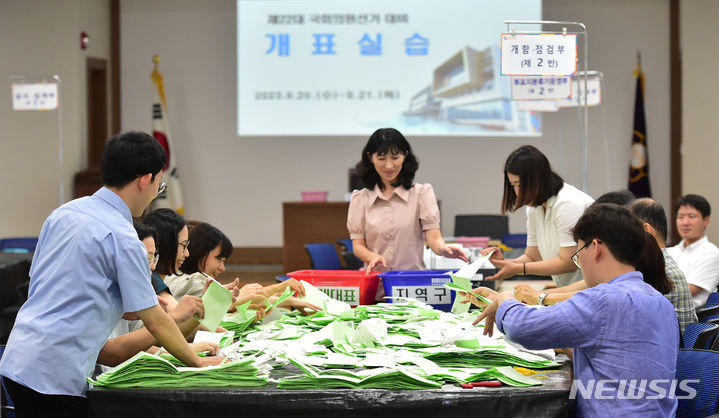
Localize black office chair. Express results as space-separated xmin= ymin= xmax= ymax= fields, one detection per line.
xmin=336 ymin=239 xmax=362 ymax=270
xmin=682 ymin=323 xmax=719 ymax=350
xmin=697 ymin=305 xmax=719 ymax=323
xmin=454 ymin=214 xmax=509 ymax=240
xmin=337 ymin=239 xmax=353 ymax=253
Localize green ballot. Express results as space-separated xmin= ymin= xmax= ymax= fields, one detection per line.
xmin=195 ymin=280 xmax=233 ymax=332
xmin=445 ymin=276 xmax=491 ymax=305
xmin=448 ymin=275 xmax=472 ymax=314
xmin=265 ymin=285 xmax=293 ymax=311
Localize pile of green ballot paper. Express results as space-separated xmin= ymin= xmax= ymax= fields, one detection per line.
xmin=89 ymin=352 xmax=268 ymax=388
xmin=91 ymin=280 xmax=561 ymax=390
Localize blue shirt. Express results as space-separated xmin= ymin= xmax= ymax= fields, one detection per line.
xmin=151 ymin=271 xmax=170 ymax=295
xmin=0 ymin=187 xmax=158 ymax=396
xmin=496 ymin=271 xmax=678 ymax=417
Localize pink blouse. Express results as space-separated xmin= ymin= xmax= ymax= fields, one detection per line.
xmin=347 ymin=183 xmax=441 ymax=270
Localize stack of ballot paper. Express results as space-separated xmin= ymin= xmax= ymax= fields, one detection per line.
xmin=421 ymin=348 xmax=559 ymax=369
xmin=89 ymin=352 xmax=268 ymax=388
xmin=278 ymin=356 xmax=442 ymax=390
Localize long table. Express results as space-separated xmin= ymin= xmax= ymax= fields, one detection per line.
xmin=87 ymin=355 xmax=572 ymax=417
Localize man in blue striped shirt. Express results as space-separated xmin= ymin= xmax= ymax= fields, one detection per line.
xmin=0 ymin=131 xmax=221 ymax=417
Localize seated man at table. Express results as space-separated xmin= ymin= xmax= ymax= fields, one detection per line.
xmin=467 ymin=204 xmax=678 ymax=417
xmin=667 ymin=194 xmax=719 ymax=308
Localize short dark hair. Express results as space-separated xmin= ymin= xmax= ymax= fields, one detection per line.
xmin=356 ymin=128 xmax=418 ymax=191
xmin=594 ymin=189 xmax=636 ymax=206
xmin=142 ymin=208 xmax=186 ymax=276
xmin=676 ymin=194 xmax=711 ymax=218
xmin=133 ymin=222 xmax=158 ymax=243
xmin=629 ymin=198 xmax=668 ymax=241
xmin=101 ymin=131 xmax=167 ymax=188
xmin=572 ymin=203 xmax=672 ymax=294
xmin=501 ymin=145 xmax=563 ymax=213
xmin=180 ymin=223 xmax=233 ymax=274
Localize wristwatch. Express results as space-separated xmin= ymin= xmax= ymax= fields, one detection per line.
xmin=537 ymin=292 xmax=548 ymax=306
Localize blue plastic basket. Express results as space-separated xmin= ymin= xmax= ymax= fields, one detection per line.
xmin=379 ymin=270 xmax=456 ymax=311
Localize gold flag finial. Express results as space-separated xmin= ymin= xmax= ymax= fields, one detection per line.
xmin=152 ymin=55 xmax=160 ymax=70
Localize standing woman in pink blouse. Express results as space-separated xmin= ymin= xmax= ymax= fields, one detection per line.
xmin=347 ymin=128 xmax=467 ymax=274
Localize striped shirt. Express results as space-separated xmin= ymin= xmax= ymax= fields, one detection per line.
xmin=662 ymin=248 xmax=698 ymax=333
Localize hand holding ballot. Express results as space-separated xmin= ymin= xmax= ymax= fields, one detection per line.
xmin=470 ymin=288 xmax=515 ymax=336
xmin=480 ymin=247 xmax=527 ymax=280
xmin=187 ymin=341 xmax=220 ymax=356
xmin=480 ymin=246 xmax=504 ymax=260
xmin=485 ymin=259 xmax=524 ymax=281
xmin=278 ymin=296 xmax=322 ymax=316
xmin=278 ymin=278 xmax=307 ymax=299
xmin=459 ymin=287 xmax=495 ymax=308
xmin=262 ymin=278 xmax=307 ymax=299
xmin=170 ymin=295 xmax=206 ymax=324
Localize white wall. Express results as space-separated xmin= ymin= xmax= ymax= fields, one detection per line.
xmin=0 ymin=0 xmax=111 ymax=238
xmin=120 ymin=0 xmax=671 ymax=248
xmin=0 ymin=0 xmax=671 ymax=247
xmin=681 ymin=0 xmax=719 ymax=242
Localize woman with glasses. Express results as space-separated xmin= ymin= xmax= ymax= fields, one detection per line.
xmin=482 ymin=145 xmax=594 ymax=296
xmin=141 ymin=208 xmax=190 ymax=312
xmin=164 ymin=222 xmax=231 ymax=298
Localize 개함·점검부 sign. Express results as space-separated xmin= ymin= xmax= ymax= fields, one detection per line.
xmin=501 ymin=33 xmax=577 ymax=76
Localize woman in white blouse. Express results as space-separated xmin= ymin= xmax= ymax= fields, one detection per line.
xmin=483 ymin=145 xmax=594 ymax=289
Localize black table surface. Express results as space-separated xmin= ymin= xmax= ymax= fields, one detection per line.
xmin=88 ymin=355 xmax=572 ymax=418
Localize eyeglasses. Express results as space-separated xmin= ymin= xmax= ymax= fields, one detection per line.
xmin=571 ymin=241 xmax=592 ymax=269
xmin=178 ymin=240 xmax=190 ymax=251
xmin=156 ymin=181 xmax=167 ymax=197
xmin=147 ymin=252 xmax=159 ymax=267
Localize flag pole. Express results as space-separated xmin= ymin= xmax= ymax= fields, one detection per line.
xmin=150 ymin=55 xmax=185 ymax=215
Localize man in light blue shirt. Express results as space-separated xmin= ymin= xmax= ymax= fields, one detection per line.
xmin=469 ymin=204 xmax=678 ymax=417
xmin=0 ymin=131 xmax=221 ymax=418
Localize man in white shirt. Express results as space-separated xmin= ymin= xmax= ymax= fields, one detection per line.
xmin=667 ymin=194 xmax=719 ymax=308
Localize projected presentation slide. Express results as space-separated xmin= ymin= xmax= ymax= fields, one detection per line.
xmin=237 ymin=0 xmax=542 ymax=136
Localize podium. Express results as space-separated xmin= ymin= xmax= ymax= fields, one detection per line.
xmin=282 ymin=202 xmax=350 ymax=273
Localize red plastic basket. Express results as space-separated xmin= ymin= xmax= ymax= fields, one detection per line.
xmin=287 ymin=270 xmax=380 ymax=306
